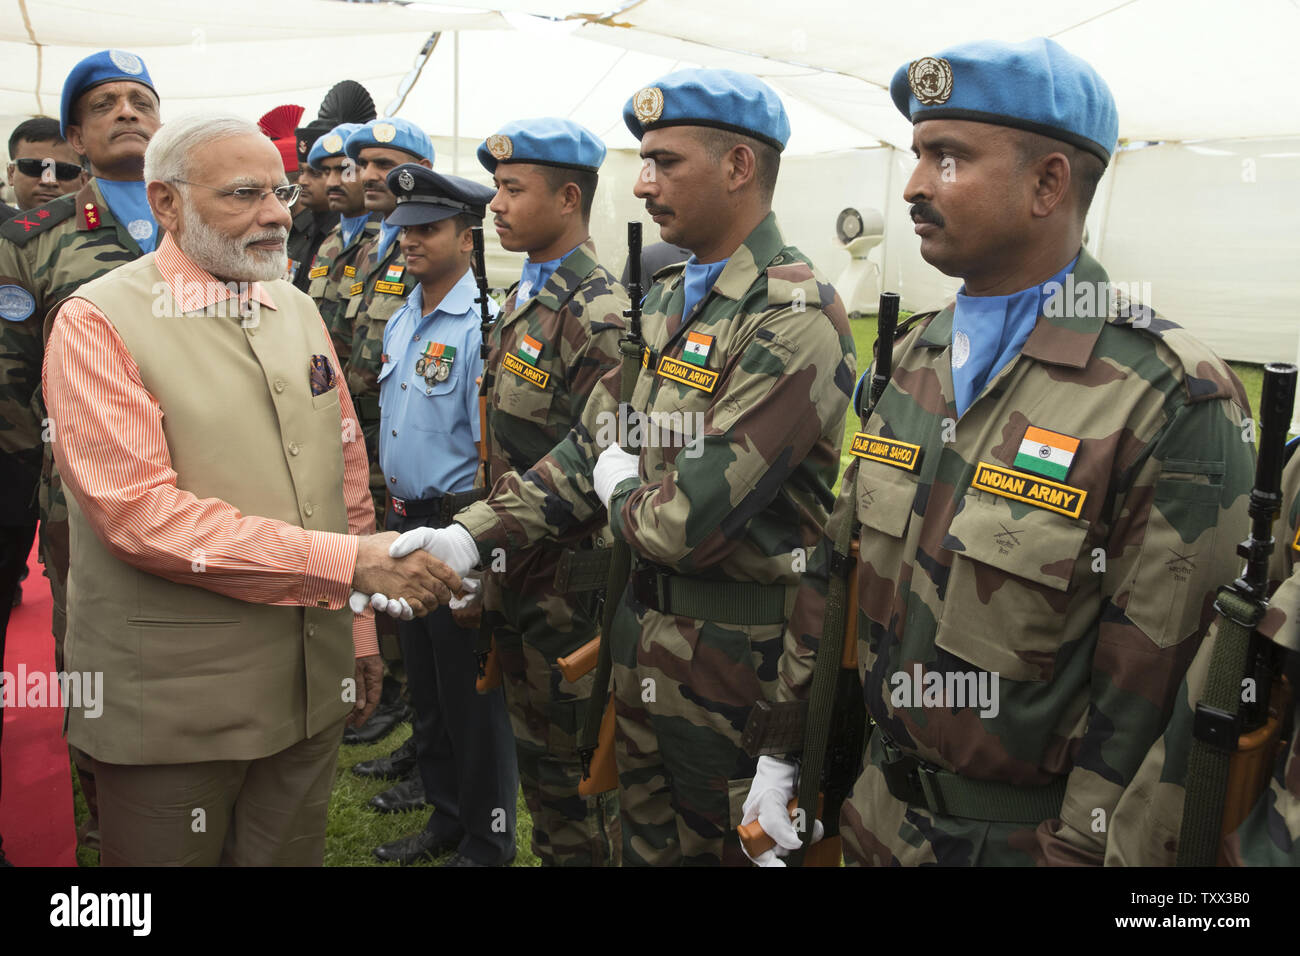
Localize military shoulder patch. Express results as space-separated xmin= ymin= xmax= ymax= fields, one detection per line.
xmin=0 ymin=285 xmax=36 ymax=321
xmin=0 ymin=197 xmax=75 ymax=245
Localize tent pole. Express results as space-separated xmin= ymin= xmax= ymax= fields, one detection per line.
xmin=452 ymin=31 xmax=460 ymax=174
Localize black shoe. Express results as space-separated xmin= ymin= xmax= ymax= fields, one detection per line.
xmin=352 ymin=737 xmax=417 ymax=780
xmin=367 ymin=776 xmax=428 ymax=813
xmin=439 ymin=851 xmax=516 ymax=867
xmin=342 ymin=700 xmax=410 ymax=745
xmin=372 ymin=829 xmax=460 ymax=865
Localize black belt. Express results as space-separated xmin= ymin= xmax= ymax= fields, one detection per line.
xmin=872 ymin=730 xmax=1066 ymax=825
xmin=630 ymin=562 xmax=787 ymax=626
xmin=389 ymin=488 xmax=488 ymax=524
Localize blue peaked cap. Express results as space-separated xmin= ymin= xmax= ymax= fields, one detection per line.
xmin=622 ymin=68 xmax=790 ymax=151
xmin=60 ymin=49 xmax=157 ymax=137
xmin=344 ymin=117 xmax=434 ymax=163
xmin=890 ymin=37 xmax=1118 ymax=164
xmin=307 ymin=122 xmax=364 ymax=169
xmin=477 ymin=118 xmax=606 ymax=174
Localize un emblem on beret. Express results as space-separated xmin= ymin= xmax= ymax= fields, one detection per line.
xmin=373 ymin=122 xmax=397 ymax=143
xmin=322 ymin=134 xmax=343 ymax=154
xmin=633 ymin=87 xmax=665 ymax=125
xmin=397 ymin=169 xmax=415 ymax=192
xmin=109 ymin=50 xmax=144 ymax=75
xmin=486 ymin=135 xmax=513 ymax=161
xmin=908 ymin=57 xmax=953 ymax=105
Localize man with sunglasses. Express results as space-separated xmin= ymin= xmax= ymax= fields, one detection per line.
xmin=0 ymin=48 xmax=162 ymax=857
xmin=4 ymin=117 xmax=86 ymax=218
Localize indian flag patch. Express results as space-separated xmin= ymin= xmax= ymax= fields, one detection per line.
xmin=385 ymin=264 xmax=404 ymax=283
xmin=682 ymin=331 xmax=712 ymax=367
xmin=518 ymin=334 xmax=543 ymax=365
xmin=1014 ymin=425 xmax=1080 ymax=481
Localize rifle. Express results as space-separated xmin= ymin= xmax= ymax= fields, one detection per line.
xmin=577 ymin=222 xmax=644 ymax=797
xmin=470 ymin=226 xmax=501 ymax=693
xmin=735 ymin=291 xmax=900 ymax=866
xmin=1178 ymin=362 xmax=1297 ymax=865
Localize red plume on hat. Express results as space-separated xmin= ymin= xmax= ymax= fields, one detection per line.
xmin=259 ymin=104 xmax=306 ymax=172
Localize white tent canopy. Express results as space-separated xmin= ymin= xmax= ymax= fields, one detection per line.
xmin=2 ymin=0 xmax=1298 ymax=369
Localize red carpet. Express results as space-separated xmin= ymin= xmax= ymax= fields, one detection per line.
xmin=0 ymin=539 xmax=77 ymax=866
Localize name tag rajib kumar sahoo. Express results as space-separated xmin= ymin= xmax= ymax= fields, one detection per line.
xmin=849 ymin=433 xmax=921 ymax=472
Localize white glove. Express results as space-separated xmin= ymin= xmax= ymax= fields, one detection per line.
xmin=593 ymin=443 xmax=640 ymax=508
xmin=348 ymin=590 xmax=372 ymax=614
xmin=740 ymin=756 xmax=823 ymax=867
xmin=388 ymin=523 xmax=481 ymax=577
xmin=449 ymin=571 xmax=481 ymax=611
xmin=368 ymin=593 xmax=414 ymax=621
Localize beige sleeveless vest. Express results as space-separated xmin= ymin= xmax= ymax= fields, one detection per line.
xmin=63 ymin=253 xmax=353 ymax=764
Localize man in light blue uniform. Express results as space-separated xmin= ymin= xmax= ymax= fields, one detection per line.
xmin=369 ymin=163 xmax=519 ymax=867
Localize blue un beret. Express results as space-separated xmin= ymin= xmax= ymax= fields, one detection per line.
xmin=890 ymin=37 xmax=1118 ymax=164
xmin=622 ymin=68 xmax=790 ymax=152
xmin=307 ymin=122 xmax=364 ymax=169
xmin=477 ymin=118 xmax=606 ymax=175
xmin=60 ymin=49 xmax=157 ymax=137
xmin=344 ymin=117 xmax=434 ymax=164
xmin=385 ymin=164 xmax=495 ymax=227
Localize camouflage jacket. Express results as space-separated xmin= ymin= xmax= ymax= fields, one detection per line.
xmin=779 ymin=249 xmax=1254 ymax=865
xmin=457 ymin=213 xmax=856 ymax=593
xmin=0 ymin=179 xmax=147 ymax=526
xmin=473 ymin=240 xmax=627 ymax=588
xmin=342 ymin=230 xmax=413 ymax=426
xmin=1108 ymin=452 xmax=1300 ymax=866
xmin=305 ymin=213 xmax=380 ymax=366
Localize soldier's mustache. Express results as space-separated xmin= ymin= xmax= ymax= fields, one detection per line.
xmin=910 ymin=203 xmax=944 ymax=227
xmin=645 ymin=203 xmax=672 ymax=216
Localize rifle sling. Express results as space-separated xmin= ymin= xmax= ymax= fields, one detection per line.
xmin=1176 ymin=588 xmax=1260 ymax=866
xmin=792 ymin=516 xmax=857 ymax=864
xmin=578 ymin=340 xmax=643 ymax=760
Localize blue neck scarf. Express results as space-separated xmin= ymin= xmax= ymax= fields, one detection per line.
xmin=681 ymin=255 xmax=728 ymax=322
xmin=339 ymin=212 xmax=369 ymax=249
xmin=950 ymin=256 xmax=1077 ymax=417
xmin=96 ymin=179 xmax=156 ymax=253
xmin=517 ymin=245 xmax=579 ymax=303
xmin=377 ymin=221 xmax=402 ymax=261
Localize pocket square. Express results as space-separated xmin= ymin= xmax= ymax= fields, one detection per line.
xmin=309 ymin=354 xmax=336 ymax=396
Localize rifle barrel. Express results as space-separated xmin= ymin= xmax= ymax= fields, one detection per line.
xmin=870 ymin=291 xmax=900 ymax=410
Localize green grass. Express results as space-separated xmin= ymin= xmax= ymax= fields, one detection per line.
xmin=71 ymin=723 xmax=541 ymax=867
xmin=837 ymin=314 xmax=1269 ymax=493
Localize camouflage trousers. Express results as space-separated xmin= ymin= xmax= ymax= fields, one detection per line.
xmin=487 ymin=557 xmax=620 ymax=867
xmin=607 ymin=597 xmax=782 ymax=866
xmin=839 ymin=732 xmax=1043 ymax=866
xmin=41 ymin=466 xmax=99 ymax=838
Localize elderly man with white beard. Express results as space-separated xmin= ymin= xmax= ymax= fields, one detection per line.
xmin=41 ymin=114 xmax=461 ymax=866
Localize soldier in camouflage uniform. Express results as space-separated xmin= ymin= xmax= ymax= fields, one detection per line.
xmin=751 ymin=38 xmax=1255 ymax=867
xmin=304 ymin=123 xmax=379 ymax=364
xmin=459 ymin=118 xmax=630 ymax=866
xmin=0 ymin=49 xmax=162 ymax=850
xmin=386 ymin=73 xmax=858 ymax=865
xmin=340 ymin=118 xmax=434 ymax=518
xmin=1107 ymin=451 xmax=1300 ymax=866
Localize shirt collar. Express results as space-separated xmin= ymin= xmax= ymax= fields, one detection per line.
xmin=711 ymin=211 xmax=786 ymax=301
xmin=410 ymin=268 xmax=480 ymax=322
xmin=153 ymin=233 xmax=279 ymax=315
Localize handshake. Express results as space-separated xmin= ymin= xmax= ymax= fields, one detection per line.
xmin=349 ymin=526 xmax=483 ymax=620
